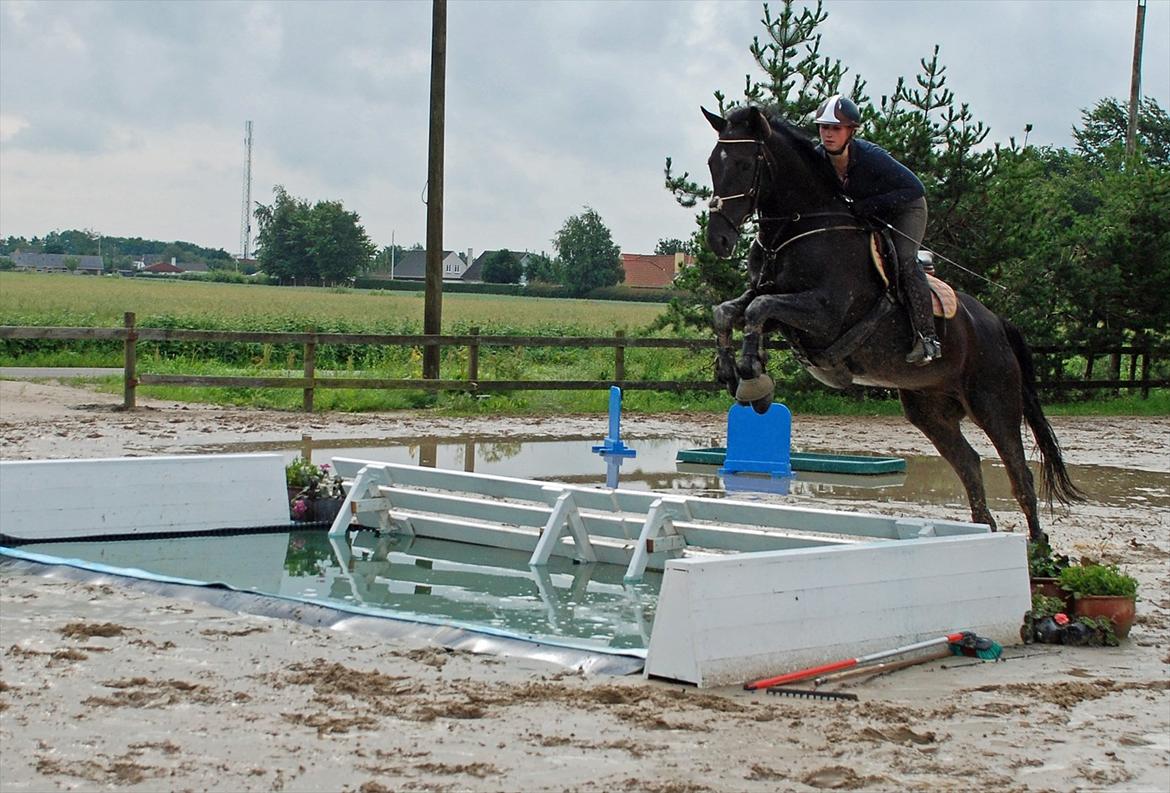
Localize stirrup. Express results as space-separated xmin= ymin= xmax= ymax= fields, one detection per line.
xmin=906 ymin=335 xmax=942 ymax=365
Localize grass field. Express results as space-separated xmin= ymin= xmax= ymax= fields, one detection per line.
xmin=2 ymin=272 xmax=1162 ymax=416
xmin=0 ymin=272 xmax=666 ymax=333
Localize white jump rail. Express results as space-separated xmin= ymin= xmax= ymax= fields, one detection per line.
xmin=328 ymin=458 xmax=1029 ymax=686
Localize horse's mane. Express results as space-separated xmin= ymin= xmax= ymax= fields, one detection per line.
xmin=726 ymin=105 xmax=839 ymax=189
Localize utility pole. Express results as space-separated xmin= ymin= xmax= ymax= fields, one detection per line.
xmin=1126 ymin=0 xmax=1146 ymax=158
xmin=423 ymin=0 xmax=447 ymax=380
xmin=239 ymin=120 xmax=254 ymax=268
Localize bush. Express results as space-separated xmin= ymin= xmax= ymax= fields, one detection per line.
xmin=1059 ymin=563 xmax=1138 ymax=598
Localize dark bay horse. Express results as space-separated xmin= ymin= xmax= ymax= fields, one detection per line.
xmin=704 ymin=105 xmax=1081 ymax=540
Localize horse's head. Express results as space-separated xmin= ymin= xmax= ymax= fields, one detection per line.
xmin=703 ymin=106 xmax=774 ymax=258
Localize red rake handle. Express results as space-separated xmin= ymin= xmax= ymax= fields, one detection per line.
xmin=744 ymin=658 xmax=859 ymax=690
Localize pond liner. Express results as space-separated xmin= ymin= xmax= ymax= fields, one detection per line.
xmin=0 ymin=547 xmax=645 ymax=678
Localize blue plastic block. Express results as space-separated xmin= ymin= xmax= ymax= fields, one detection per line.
xmin=720 ymin=402 xmax=792 ymax=477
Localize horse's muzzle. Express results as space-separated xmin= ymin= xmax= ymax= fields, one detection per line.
xmin=707 ymin=214 xmax=740 ymax=258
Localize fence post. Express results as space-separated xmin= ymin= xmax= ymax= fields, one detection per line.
xmin=123 ymin=311 xmax=137 ymax=409
xmin=614 ymin=330 xmax=626 ymax=383
xmin=300 ymin=433 xmax=313 ymax=462
xmin=1141 ymin=341 xmax=1151 ymax=400
xmin=468 ymin=325 xmax=479 ymax=386
xmin=303 ymin=328 xmax=316 ymax=412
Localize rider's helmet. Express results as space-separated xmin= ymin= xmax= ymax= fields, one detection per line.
xmin=814 ymin=94 xmax=862 ymax=127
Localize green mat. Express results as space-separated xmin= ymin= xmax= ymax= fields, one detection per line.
xmin=676 ymin=448 xmax=905 ymax=475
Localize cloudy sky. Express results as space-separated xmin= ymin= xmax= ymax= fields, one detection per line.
xmin=2 ymin=0 xmax=1167 ymax=259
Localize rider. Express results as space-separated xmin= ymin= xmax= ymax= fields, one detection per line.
xmin=813 ymin=94 xmax=942 ymax=364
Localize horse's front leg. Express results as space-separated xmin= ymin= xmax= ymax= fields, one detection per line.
xmin=736 ymin=291 xmax=840 ymax=413
xmin=713 ymin=289 xmax=755 ymax=399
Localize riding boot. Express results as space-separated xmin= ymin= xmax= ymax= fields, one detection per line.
xmin=900 ymin=258 xmax=942 ymax=365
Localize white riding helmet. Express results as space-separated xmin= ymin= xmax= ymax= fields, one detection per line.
xmin=814 ymin=94 xmax=862 ymax=127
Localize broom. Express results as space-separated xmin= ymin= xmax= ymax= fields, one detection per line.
xmin=743 ymin=631 xmax=1002 ymax=691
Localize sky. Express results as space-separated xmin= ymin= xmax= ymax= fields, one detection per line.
xmin=1 ymin=0 xmax=1167 ymax=259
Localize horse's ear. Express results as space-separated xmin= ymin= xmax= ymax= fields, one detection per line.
xmin=702 ymin=106 xmax=727 ymax=133
xmin=749 ymin=107 xmax=773 ymax=138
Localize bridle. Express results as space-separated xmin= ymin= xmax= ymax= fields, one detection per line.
xmin=707 ymin=138 xmax=773 ymax=228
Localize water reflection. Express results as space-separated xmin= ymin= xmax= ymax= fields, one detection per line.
xmin=318 ymin=531 xmax=659 ymax=650
xmin=19 ymin=529 xmax=660 ymax=652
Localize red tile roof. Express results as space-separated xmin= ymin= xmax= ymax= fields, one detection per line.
xmin=620 ymin=253 xmax=691 ymax=288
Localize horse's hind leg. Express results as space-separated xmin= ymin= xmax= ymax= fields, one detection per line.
xmin=899 ymin=390 xmax=997 ymax=530
xmin=966 ymin=389 xmax=1043 ymax=541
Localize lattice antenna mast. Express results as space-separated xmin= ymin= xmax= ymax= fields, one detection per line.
xmin=239 ymin=120 xmax=254 ymax=263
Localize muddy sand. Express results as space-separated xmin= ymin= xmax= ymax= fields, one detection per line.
xmin=0 ymin=379 xmax=1167 ymax=792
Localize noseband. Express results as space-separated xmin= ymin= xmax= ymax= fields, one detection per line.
xmin=707 ymin=139 xmax=773 ymax=227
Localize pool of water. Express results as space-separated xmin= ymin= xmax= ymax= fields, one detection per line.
xmin=218 ymin=434 xmax=1170 ymax=510
xmin=17 ymin=529 xmax=661 ymax=653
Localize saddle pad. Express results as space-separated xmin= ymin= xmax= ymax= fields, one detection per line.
xmin=926 ymin=273 xmax=958 ymax=318
xmin=868 ymin=234 xmax=891 ymax=289
xmin=870 ymin=233 xmax=956 ymax=318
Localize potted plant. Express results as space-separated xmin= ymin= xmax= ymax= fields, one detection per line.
xmin=1028 ymin=538 xmax=1070 ymax=604
xmin=1058 ymin=563 xmax=1139 ymax=639
xmin=285 ymin=457 xmax=346 ymax=523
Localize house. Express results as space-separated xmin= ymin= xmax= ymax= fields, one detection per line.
xmin=11 ymin=252 xmax=103 ymax=275
xmin=619 ymin=252 xmax=692 ymax=289
xmin=376 ymin=249 xmax=472 ymax=282
xmin=143 ymin=261 xmax=183 ymax=274
xmin=368 ymin=247 xmax=538 ymax=285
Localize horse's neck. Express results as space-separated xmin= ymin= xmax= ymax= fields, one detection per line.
xmin=762 ymin=135 xmax=840 ymax=215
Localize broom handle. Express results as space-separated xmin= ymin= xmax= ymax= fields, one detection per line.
xmin=813 ymin=649 xmax=952 ymax=686
xmin=744 ymin=632 xmax=966 ymax=690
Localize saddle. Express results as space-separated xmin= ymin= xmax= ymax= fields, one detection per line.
xmin=868 ymin=232 xmax=957 ymax=319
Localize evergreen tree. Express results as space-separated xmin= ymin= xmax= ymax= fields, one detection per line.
xmin=552 ymin=207 xmax=623 ymax=297
xmin=1073 ymin=96 xmax=1170 ymax=167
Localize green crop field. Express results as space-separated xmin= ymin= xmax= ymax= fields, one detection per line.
xmin=0 ymin=272 xmax=667 ymax=334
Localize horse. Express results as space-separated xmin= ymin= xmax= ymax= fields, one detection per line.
xmin=703 ymin=105 xmax=1081 ymax=541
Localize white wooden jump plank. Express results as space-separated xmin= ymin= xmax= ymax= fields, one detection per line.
xmin=0 ymin=454 xmax=288 ymax=540
xmin=644 ymin=533 xmax=1029 ymax=687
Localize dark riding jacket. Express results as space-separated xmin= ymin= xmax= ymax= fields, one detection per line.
xmin=817 ymin=138 xmax=925 ymax=221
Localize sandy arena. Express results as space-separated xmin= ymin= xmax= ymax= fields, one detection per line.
xmin=1 ymin=379 xmax=1167 ymax=792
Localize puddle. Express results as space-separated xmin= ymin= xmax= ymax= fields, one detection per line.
xmin=210 ymin=434 xmax=1170 ymax=510
xmin=18 ymin=529 xmax=660 ymax=652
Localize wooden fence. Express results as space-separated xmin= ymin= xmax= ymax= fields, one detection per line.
xmin=0 ymin=312 xmax=1163 ymax=411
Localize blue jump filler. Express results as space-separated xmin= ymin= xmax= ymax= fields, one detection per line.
xmin=593 ymin=386 xmax=636 ymax=488
xmin=719 ymin=402 xmax=792 ymax=477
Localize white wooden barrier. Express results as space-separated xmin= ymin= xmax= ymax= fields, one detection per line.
xmin=645 ymin=533 xmax=1029 ymax=687
xmin=328 ymin=458 xmax=1029 ymax=686
xmin=0 ymin=454 xmax=289 ymax=541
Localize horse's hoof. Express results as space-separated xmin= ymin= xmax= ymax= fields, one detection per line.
xmin=735 ymin=373 xmax=774 ymax=403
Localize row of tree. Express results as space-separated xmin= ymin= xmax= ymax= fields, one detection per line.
xmin=660 ymin=0 xmax=1169 ymax=351
xmin=0 ymin=230 xmax=236 ymax=272
xmin=253 ymin=185 xmax=626 ymax=296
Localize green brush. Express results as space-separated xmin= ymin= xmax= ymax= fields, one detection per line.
xmin=948 ymin=631 xmax=1003 ymax=660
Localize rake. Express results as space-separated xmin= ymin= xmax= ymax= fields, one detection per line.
xmin=744 ymin=631 xmax=1002 ymax=691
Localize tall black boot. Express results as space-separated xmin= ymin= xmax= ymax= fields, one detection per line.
xmin=900 ymin=257 xmax=942 ymax=364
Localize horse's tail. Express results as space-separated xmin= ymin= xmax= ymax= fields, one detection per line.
xmin=1004 ymin=320 xmax=1085 ymax=505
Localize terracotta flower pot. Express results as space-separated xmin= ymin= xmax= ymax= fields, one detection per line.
xmin=1073 ymin=595 xmax=1137 ymax=639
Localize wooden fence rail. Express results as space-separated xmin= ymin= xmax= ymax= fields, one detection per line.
xmin=0 ymin=312 xmax=1163 ymax=411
